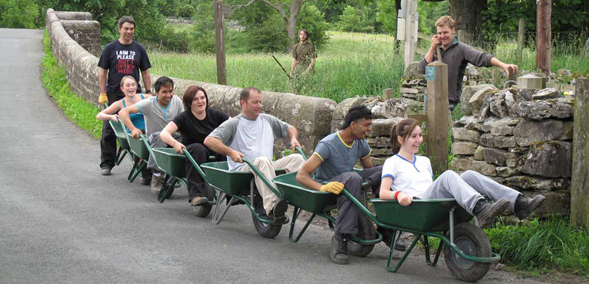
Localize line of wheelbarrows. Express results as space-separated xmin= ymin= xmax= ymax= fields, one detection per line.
xmin=110 ymin=119 xmax=500 ymax=282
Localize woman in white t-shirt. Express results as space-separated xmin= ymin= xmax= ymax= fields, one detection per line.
xmin=379 ymin=118 xmax=545 ymax=228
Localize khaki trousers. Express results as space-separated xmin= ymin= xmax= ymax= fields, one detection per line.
xmin=239 ymin=154 xmax=304 ymax=214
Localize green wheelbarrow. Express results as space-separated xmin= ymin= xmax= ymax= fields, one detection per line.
xmin=109 ymin=119 xmax=131 ymax=166
xmin=146 ymin=146 xmax=216 ymax=218
xmin=125 ymin=132 xmax=151 ymax=183
xmin=102 ymin=103 xmax=131 ymax=167
xmin=200 ymin=159 xmax=289 ymax=239
xmin=274 ymin=172 xmax=500 ymax=282
xmin=272 ymin=171 xmax=382 ymax=258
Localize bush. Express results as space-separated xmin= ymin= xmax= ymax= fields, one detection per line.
xmin=189 ymin=2 xmax=215 ymax=53
xmin=339 ymin=5 xmax=373 ymax=33
xmin=0 ymin=0 xmax=39 ymax=29
xmin=159 ymin=25 xmax=190 ymax=53
xmin=243 ymin=13 xmax=289 ymax=53
xmin=296 ymin=4 xmax=329 ymax=49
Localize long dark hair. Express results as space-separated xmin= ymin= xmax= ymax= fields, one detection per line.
xmin=183 ymin=85 xmax=209 ymax=112
xmin=390 ymin=118 xmax=420 ymax=154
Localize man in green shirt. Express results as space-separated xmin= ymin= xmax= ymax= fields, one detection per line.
xmin=290 ymin=29 xmax=317 ymax=78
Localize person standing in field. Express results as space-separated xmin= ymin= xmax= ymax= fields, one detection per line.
xmin=97 ymin=15 xmax=152 ymax=178
xmin=290 ymin=29 xmax=317 ymax=78
xmin=419 ymin=16 xmax=518 ymax=110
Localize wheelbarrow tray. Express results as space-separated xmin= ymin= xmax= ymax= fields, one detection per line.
xmin=126 ymin=133 xmax=150 ymax=160
xmin=201 ymin=162 xmax=255 ymax=196
xmin=274 ymin=172 xmax=337 ymax=213
xmin=152 ymin=148 xmax=186 ymax=178
xmin=201 ymin=162 xmax=287 ymax=196
xmin=371 ymin=198 xmax=472 ymax=232
xmin=110 ymin=120 xmax=130 ymax=150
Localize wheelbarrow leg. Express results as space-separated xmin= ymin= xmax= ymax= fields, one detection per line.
xmin=288 ymin=207 xmax=317 ymax=243
xmin=158 ymin=175 xmax=176 ymax=203
xmin=430 ymin=232 xmax=446 ymax=267
xmin=387 ymin=231 xmax=421 ymax=273
xmin=129 ymin=161 xmax=146 ymax=183
xmin=212 ymin=191 xmax=237 ymax=225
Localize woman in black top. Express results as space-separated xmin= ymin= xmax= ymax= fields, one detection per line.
xmin=160 ymin=86 xmax=229 ymax=207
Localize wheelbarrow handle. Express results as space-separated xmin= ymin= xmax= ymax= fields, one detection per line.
xmin=139 ymin=133 xmax=159 ymax=168
xmin=295 ymin=146 xmax=306 ymax=160
xmin=242 ymin=158 xmax=284 ymax=198
xmin=182 ymin=148 xmax=208 ymax=181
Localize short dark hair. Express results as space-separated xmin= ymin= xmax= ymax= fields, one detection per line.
xmin=340 ymin=105 xmax=373 ymax=130
xmin=118 ymin=16 xmax=136 ymax=29
xmin=183 ymin=85 xmax=208 ymax=112
xmin=154 ymin=76 xmax=174 ymax=93
xmin=239 ymin=87 xmax=260 ymax=102
xmin=299 ymin=29 xmax=309 ymax=37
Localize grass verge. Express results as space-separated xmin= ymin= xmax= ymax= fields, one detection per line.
xmin=41 ymin=30 xmax=102 ymax=139
xmin=485 ymin=217 xmax=589 ymax=275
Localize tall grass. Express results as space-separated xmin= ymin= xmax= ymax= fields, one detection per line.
xmin=42 ymin=30 xmax=103 ymax=139
xmin=149 ymin=31 xmax=404 ymax=102
xmin=486 ymin=217 xmax=589 ymax=275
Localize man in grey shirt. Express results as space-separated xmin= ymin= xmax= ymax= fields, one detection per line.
xmin=296 ymin=105 xmax=382 ymax=265
xmin=119 ymin=76 xmax=184 ymax=194
xmin=419 ymin=15 xmax=518 ymax=109
xmin=204 ymin=87 xmax=304 ymax=223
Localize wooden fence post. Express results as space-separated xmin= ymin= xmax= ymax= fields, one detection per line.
xmin=214 ymin=0 xmax=227 ymax=85
xmin=425 ymin=47 xmax=449 ymax=175
xmin=517 ymin=18 xmax=524 ymax=62
xmin=572 ymin=78 xmax=589 ymax=229
xmin=536 ymin=0 xmax=552 ymax=75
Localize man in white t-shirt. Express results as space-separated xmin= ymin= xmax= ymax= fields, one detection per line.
xmin=204 ymin=87 xmax=304 ymax=222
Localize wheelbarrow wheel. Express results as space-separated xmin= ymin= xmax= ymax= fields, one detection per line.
xmin=252 ymin=195 xmax=282 ymax=239
xmin=347 ymin=211 xmax=376 ymax=257
xmin=443 ymin=223 xmax=491 ymax=282
xmin=193 ymin=184 xmax=214 ymax=218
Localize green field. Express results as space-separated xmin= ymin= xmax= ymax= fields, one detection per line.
xmin=149 ymin=31 xmax=404 ymax=102
xmin=150 ymin=30 xmax=589 ymax=103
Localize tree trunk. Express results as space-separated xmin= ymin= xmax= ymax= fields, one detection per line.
xmin=448 ymin=0 xmax=487 ymax=47
xmin=259 ymin=0 xmax=307 ymax=53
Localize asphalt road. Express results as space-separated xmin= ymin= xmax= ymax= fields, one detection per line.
xmin=0 ymin=28 xmax=554 ymax=284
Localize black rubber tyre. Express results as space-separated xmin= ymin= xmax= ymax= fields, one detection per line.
xmin=252 ymin=195 xmax=282 ymax=239
xmin=193 ymin=184 xmax=214 ymax=218
xmin=347 ymin=211 xmax=376 ymax=257
xmin=443 ymin=223 xmax=492 ymax=282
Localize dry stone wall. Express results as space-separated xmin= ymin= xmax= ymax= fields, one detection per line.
xmin=451 ymin=86 xmax=574 ymax=216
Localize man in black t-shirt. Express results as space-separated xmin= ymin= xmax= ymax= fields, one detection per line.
xmin=97 ymin=15 xmax=152 ymax=177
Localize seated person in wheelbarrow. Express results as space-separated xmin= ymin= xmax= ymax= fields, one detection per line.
xmin=296 ymin=105 xmax=383 ymax=265
xmin=96 ymin=76 xmax=151 ymax=178
xmin=379 ymin=118 xmax=545 ymax=229
xmin=204 ymin=87 xmax=305 ymax=223
xmin=119 ymin=76 xmax=184 ymax=195
xmin=160 ymin=85 xmax=229 ymax=211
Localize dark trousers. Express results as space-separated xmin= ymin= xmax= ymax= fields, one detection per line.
xmin=358 ymin=166 xmax=383 ymax=197
xmin=185 ymin=143 xmax=225 ymax=202
xmin=331 ymin=166 xmax=383 ymax=235
xmin=331 ymin=172 xmax=363 ymax=235
xmin=100 ymin=92 xmax=124 ymax=169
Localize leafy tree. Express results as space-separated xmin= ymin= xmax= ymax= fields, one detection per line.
xmin=0 ymin=0 xmax=39 ymax=29
xmin=296 ymin=4 xmax=329 ymax=48
xmin=376 ymin=0 xmax=397 ymax=35
xmin=37 ymin=0 xmax=166 ymax=44
xmin=190 ymin=1 xmax=216 ymax=53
